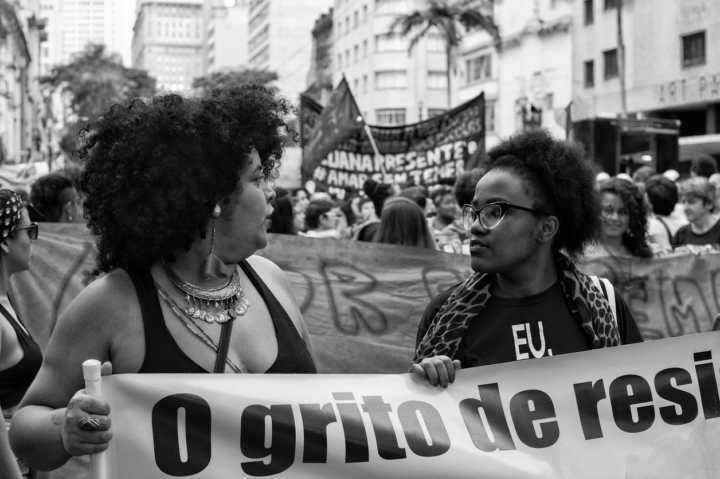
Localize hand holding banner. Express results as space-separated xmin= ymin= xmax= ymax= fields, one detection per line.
xmin=102 ymin=333 xmax=720 ymax=478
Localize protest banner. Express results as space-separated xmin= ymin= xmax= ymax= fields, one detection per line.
xmin=101 ymin=332 xmax=720 ymax=478
xmin=10 ymin=224 xmax=720 ymax=373
xmin=300 ymin=79 xmax=485 ymax=193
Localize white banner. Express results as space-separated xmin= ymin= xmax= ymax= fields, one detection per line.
xmin=102 ymin=332 xmax=720 ymax=478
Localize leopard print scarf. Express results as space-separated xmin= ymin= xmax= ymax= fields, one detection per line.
xmin=414 ymin=253 xmax=621 ymax=362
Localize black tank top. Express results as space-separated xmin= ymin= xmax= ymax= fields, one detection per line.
xmin=0 ymin=303 xmax=42 ymax=409
xmin=131 ymin=261 xmax=316 ymax=374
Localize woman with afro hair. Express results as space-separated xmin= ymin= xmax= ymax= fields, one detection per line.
xmin=587 ymin=178 xmax=653 ymax=258
xmin=10 ymin=87 xmax=316 ymax=470
xmin=412 ymin=130 xmax=642 ymax=387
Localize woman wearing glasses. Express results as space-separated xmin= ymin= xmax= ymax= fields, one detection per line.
xmin=412 ymin=130 xmax=642 ymax=387
xmin=0 ymin=189 xmax=41 ymax=478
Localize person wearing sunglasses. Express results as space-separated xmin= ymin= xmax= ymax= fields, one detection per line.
xmin=412 ymin=130 xmax=642 ymax=387
xmin=0 ymin=189 xmax=41 ymax=478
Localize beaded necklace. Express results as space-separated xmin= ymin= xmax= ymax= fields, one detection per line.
xmin=155 ymin=282 xmax=244 ymax=373
xmin=162 ymin=263 xmax=249 ymax=324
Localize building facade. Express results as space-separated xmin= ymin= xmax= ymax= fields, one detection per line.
xmin=0 ymin=1 xmax=47 ymax=164
xmin=247 ymin=0 xmax=333 ymax=103
xmin=572 ymin=0 xmax=720 ymax=162
xmin=39 ymin=0 xmax=134 ymax=74
xmin=458 ymin=0 xmax=573 ymax=149
xmin=203 ymin=0 xmax=248 ymax=75
xmin=330 ymin=0 xmax=448 ymax=125
xmin=132 ymin=0 xmax=204 ymax=94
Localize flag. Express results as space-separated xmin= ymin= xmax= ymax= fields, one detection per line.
xmin=301 ymin=77 xmax=363 ymax=181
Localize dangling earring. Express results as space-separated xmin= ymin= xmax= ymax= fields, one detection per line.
xmin=203 ymin=204 xmax=223 ymax=280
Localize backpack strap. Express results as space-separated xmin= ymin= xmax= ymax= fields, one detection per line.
xmin=656 ymin=216 xmax=673 ymax=246
xmin=590 ymin=275 xmax=617 ymax=326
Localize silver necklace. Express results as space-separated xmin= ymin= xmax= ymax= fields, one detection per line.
xmin=163 ymin=262 xmax=249 ymax=323
xmin=155 ymin=283 xmax=244 ymax=373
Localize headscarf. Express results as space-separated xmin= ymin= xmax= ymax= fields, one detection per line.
xmin=0 ymin=189 xmax=24 ymax=243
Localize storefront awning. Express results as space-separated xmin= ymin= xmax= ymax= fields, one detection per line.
xmin=679 ymin=134 xmax=720 ymax=160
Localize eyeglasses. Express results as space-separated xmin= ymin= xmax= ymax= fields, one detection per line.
xmin=462 ymin=202 xmax=544 ymax=231
xmin=12 ymin=223 xmax=38 ymax=240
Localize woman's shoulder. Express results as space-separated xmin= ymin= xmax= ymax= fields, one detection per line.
xmin=245 ymin=255 xmax=284 ymax=279
xmin=61 ymin=268 xmax=141 ymax=328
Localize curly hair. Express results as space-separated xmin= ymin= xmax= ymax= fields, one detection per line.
xmin=485 ymin=129 xmax=600 ymax=257
xmin=598 ymin=178 xmax=653 ymax=258
xmin=79 ymin=86 xmax=289 ymax=272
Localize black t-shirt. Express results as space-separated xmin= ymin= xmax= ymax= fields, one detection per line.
xmin=672 ymin=219 xmax=720 ymax=247
xmin=416 ymin=281 xmax=642 ymax=368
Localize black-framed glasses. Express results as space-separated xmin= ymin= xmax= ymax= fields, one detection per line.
xmin=12 ymin=223 xmax=38 ymax=241
xmin=462 ymin=203 xmax=544 ymax=231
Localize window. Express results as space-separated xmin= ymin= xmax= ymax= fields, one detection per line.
xmin=337 ymin=53 xmax=343 ymax=69
xmin=584 ymin=0 xmax=593 ymax=25
xmin=584 ymin=60 xmax=594 ymax=88
xmin=427 ymin=108 xmax=446 ymax=118
xmin=466 ymin=54 xmax=492 ymax=83
xmin=345 ymin=16 xmax=350 ymax=34
xmin=682 ymin=31 xmax=706 ymax=68
xmin=426 ymin=32 xmax=445 ymax=52
xmin=375 ymin=108 xmax=406 ymax=125
xmin=603 ymin=48 xmax=618 ymax=79
xmin=375 ymin=70 xmax=407 ymax=89
xmin=354 ymin=78 xmax=359 ymax=93
xmin=353 ymin=10 xmax=358 ymax=28
xmin=362 ymin=39 xmax=368 ymax=57
xmin=345 ymin=49 xmax=350 ymax=66
xmin=353 ymin=44 xmax=359 ymax=63
xmin=362 ymin=4 xmax=368 ymax=21
xmin=427 ymin=71 xmax=447 ymax=89
xmin=362 ymin=74 xmax=368 ymax=93
xmin=375 ymin=0 xmax=407 ymax=15
xmin=604 ymin=0 xmax=617 ymax=9
xmin=375 ymin=33 xmax=406 ymax=52
xmin=485 ymin=100 xmax=496 ymax=132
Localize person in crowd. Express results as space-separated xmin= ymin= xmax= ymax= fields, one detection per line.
xmin=451 ymin=169 xmax=486 ymax=255
xmin=267 ymin=188 xmax=296 ymax=235
xmin=9 ymin=88 xmax=316 ymax=470
xmin=299 ymin=198 xmax=343 ymax=239
xmin=373 ymin=197 xmax=436 ymax=249
xmin=291 ymin=188 xmax=310 ymax=233
xmin=0 ymin=190 xmax=41 ymax=478
xmin=428 ymin=185 xmax=465 ymax=254
xmin=353 ymin=197 xmax=380 ymax=241
xmin=586 ymin=178 xmax=653 ymax=258
xmin=644 ymin=174 xmax=686 ymax=252
xmin=356 ymin=179 xmax=395 ymax=242
xmin=631 ymin=166 xmax=655 ymax=187
xmin=412 ymin=130 xmax=642 ymax=387
xmin=399 ymin=185 xmax=428 ymax=210
xmin=672 ymin=176 xmax=720 ymax=248
xmin=363 ymin=178 xmax=395 ymax=217
xmin=28 ymin=173 xmax=83 ymax=223
xmin=690 ymin=156 xmax=717 ymax=179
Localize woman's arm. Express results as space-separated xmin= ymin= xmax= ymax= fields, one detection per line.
xmin=9 ymin=275 xmax=122 ymax=470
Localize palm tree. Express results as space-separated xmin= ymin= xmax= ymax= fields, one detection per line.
xmin=390 ymin=0 xmax=501 ymax=109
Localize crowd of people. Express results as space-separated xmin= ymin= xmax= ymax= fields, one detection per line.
xmin=0 ymin=84 xmax=715 ymax=477
xmin=270 ymin=151 xmax=720 ymax=261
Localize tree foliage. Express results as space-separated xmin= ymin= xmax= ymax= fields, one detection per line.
xmin=192 ymin=68 xmax=279 ymax=95
xmin=42 ymin=43 xmax=157 ymax=122
xmin=390 ymin=0 xmax=500 ymax=106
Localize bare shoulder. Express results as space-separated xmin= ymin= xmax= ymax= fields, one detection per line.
xmin=60 ymin=269 xmax=139 ymax=331
xmin=245 ymin=255 xmax=285 ymax=281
